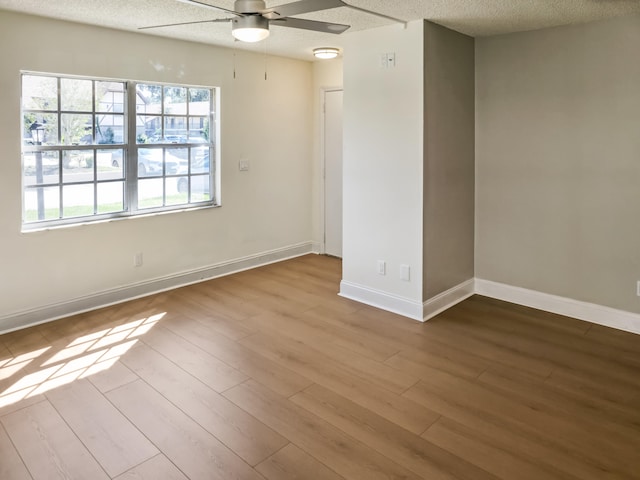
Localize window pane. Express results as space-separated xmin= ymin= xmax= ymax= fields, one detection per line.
xmin=96 ymin=82 xmax=125 ymax=113
xmin=61 ymin=78 xmax=93 ymax=112
xmin=166 ymin=148 xmax=187 ymax=175
xmin=164 ymin=117 xmax=187 ymax=143
xmin=24 ymin=186 xmax=60 ymax=222
xmin=188 ymin=117 xmax=208 ymax=143
xmin=191 ymin=147 xmax=210 ymax=173
xmin=97 ymin=115 xmax=124 ymax=144
xmin=63 ymin=184 xmax=94 ymax=217
xmin=23 ymin=151 xmax=59 ymax=185
xmin=97 ymin=181 xmax=124 ymax=213
xmin=176 ymin=176 xmax=188 ymax=195
xmin=138 ymin=178 xmax=163 ymax=209
xmin=136 ymin=115 xmax=161 ymax=143
xmin=137 ymin=148 xmax=163 ymax=177
xmin=97 ymin=149 xmax=124 ymax=180
xmin=136 ymin=84 xmax=162 ymax=114
xmin=23 ymin=113 xmax=58 ymax=146
xmin=61 ymin=113 xmax=93 ymax=145
xmin=62 ymin=150 xmax=94 ymax=183
xmin=22 ymin=75 xmax=57 ymax=111
xmin=166 ymin=177 xmax=188 ymax=206
xmin=191 ymin=175 xmax=211 ymax=202
xmin=164 ymin=86 xmax=187 ymax=115
xmin=189 ymin=88 xmax=210 ymax=115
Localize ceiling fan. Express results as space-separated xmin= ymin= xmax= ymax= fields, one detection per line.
xmin=140 ymin=0 xmax=405 ymax=43
xmin=140 ymin=0 xmax=350 ymax=42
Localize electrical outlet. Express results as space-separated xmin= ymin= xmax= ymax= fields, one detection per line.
xmin=239 ymin=159 xmax=250 ymax=171
xmin=377 ymin=260 xmax=386 ymax=275
xmin=400 ymin=264 xmax=410 ymax=281
xmin=637 ymin=281 xmax=640 ymax=297
xmin=134 ymin=252 xmax=143 ymax=267
xmin=386 ymin=52 xmax=396 ymax=68
xmin=379 ymin=52 xmax=396 ymax=69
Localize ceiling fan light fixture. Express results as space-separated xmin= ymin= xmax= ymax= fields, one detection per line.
xmin=313 ymin=47 xmax=340 ymax=59
xmin=232 ymin=15 xmax=270 ymax=43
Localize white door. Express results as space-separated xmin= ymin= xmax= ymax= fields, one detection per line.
xmin=324 ymin=89 xmax=343 ymax=257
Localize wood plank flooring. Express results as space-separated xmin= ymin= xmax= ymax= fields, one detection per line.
xmin=1 ymin=254 xmax=639 ymax=480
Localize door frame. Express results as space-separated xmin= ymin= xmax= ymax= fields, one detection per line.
xmin=320 ymin=87 xmax=343 ymax=256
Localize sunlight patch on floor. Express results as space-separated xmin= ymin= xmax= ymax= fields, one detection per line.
xmin=0 ymin=347 xmax=51 ymax=381
xmin=0 ymin=312 xmax=165 ymax=408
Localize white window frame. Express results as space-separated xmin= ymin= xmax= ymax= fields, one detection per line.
xmin=21 ymin=72 xmax=219 ymax=231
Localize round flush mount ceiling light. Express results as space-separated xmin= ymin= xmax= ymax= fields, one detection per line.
xmin=232 ymin=15 xmax=270 ymax=43
xmin=313 ymin=47 xmax=340 ymax=59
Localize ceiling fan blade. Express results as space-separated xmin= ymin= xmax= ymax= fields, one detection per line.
xmin=270 ymin=17 xmax=349 ymax=34
xmin=263 ymin=0 xmax=347 ymax=19
xmin=175 ymin=0 xmax=239 ymax=15
xmin=139 ymin=18 xmax=233 ymax=30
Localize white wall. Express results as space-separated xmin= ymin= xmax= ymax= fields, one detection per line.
xmin=0 ymin=12 xmax=314 ymax=330
xmin=341 ymin=21 xmax=425 ymax=312
xmin=476 ymin=15 xmax=640 ymax=314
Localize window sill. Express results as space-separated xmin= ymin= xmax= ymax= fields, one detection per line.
xmin=21 ymin=202 xmax=221 ymax=234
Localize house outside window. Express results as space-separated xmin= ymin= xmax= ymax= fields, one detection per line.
xmin=21 ymin=73 xmax=219 ymax=230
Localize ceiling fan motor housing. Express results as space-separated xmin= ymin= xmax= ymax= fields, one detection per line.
xmin=234 ymin=0 xmax=267 ymax=13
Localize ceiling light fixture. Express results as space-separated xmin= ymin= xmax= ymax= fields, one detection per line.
xmin=232 ymin=15 xmax=269 ymax=43
xmin=313 ymin=47 xmax=340 ymax=59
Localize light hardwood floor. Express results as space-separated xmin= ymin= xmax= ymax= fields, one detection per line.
xmin=1 ymin=254 xmax=639 ymax=479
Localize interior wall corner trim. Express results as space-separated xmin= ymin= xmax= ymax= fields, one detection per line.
xmin=423 ymin=279 xmax=475 ymax=322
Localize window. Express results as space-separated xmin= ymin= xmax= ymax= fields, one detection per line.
xmin=21 ymin=73 xmax=218 ymax=229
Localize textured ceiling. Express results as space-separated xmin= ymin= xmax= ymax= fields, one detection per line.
xmin=1 ymin=0 xmax=639 ymax=60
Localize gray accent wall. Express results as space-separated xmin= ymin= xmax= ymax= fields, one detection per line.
xmin=423 ymin=21 xmax=475 ymax=299
xmin=476 ymin=15 xmax=640 ymax=313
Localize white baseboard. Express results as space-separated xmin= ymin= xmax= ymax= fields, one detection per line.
xmin=339 ymin=279 xmax=475 ymax=323
xmin=5 ymin=250 xmax=639 ymax=337
xmin=310 ymin=241 xmax=322 ymax=254
xmin=475 ymin=278 xmax=640 ymax=335
xmin=0 ymin=242 xmax=315 ymax=335
xmin=423 ymin=279 xmax=475 ymax=321
xmin=339 ymin=281 xmax=424 ymax=321
xmin=340 ymin=276 xmax=640 ymax=335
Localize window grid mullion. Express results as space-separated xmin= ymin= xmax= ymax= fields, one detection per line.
xmin=57 ymin=150 xmax=63 ymax=220
xmin=127 ymin=81 xmax=138 ymax=213
xmin=56 ymin=77 xmax=62 ymax=146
